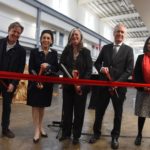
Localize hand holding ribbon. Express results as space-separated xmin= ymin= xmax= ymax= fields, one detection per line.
xmin=31 ymin=69 xmax=43 ymax=89
xmin=101 ymin=67 xmax=119 ymax=98
xmin=60 ymin=63 xmax=82 ymax=95
xmin=72 ymin=70 xmax=82 ymax=95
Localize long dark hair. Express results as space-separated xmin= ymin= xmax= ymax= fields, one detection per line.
xmin=143 ymin=37 xmax=150 ymax=53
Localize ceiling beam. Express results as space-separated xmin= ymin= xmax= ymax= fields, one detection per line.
xmin=126 ymin=37 xmax=147 ymax=42
xmin=132 ymin=0 xmax=150 ymax=32
xmin=132 ymin=45 xmax=143 ymax=48
xmin=78 ymin=0 xmax=96 ymax=5
xmin=100 ymin=13 xmax=139 ymax=21
xmin=127 ymin=27 xmax=147 ymax=32
xmin=126 ymin=41 xmax=144 ymax=48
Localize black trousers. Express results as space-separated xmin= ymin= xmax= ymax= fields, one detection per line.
xmin=93 ymin=87 xmax=126 ymax=138
xmin=1 ymin=88 xmax=14 ymax=131
xmin=88 ymin=86 xmax=99 ymax=109
xmin=62 ymin=87 xmax=87 ymax=138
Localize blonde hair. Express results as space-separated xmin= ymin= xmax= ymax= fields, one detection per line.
xmin=67 ymin=28 xmax=83 ymax=48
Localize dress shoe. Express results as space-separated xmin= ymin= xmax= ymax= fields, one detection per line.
xmin=41 ymin=132 xmax=48 ymax=138
xmin=134 ymin=135 xmax=142 ymax=146
xmin=89 ymin=134 xmax=100 ymax=144
xmin=2 ymin=129 xmax=15 ymax=138
xmin=111 ymin=138 xmax=119 ymax=149
xmin=72 ymin=138 xmax=79 ymax=145
xmin=33 ymin=138 xmax=40 ymax=143
xmin=59 ymin=136 xmax=70 ymax=141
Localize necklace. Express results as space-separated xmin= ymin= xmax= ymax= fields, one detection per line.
xmin=73 ymin=48 xmax=79 ymax=60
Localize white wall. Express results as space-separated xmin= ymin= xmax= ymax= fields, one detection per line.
xmin=37 ymin=0 xmax=114 ymax=42
xmin=0 ymin=0 xmax=37 ymax=47
xmin=38 ymin=0 xmax=78 ymax=19
xmin=0 ymin=0 xmax=115 ymax=61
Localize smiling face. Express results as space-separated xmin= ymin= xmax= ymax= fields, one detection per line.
xmin=8 ymin=26 xmax=22 ymax=44
xmin=41 ymin=33 xmax=52 ymax=50
xmin=113 ymin=24 xmax=126 ymax=44
xmin=70 ymin=29 xmax=82 ymax=47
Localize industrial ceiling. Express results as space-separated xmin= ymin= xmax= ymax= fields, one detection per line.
xmin=78 ymin=0 xmax=150 ymax=51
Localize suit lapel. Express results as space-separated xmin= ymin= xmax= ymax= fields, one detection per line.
xmin=0 ymin=39 xmax=7 ymax=61
xmin=109 ymin=44 xmax=114 ymax=63
xmin=115 ymin=44 xmax=124 ymax=58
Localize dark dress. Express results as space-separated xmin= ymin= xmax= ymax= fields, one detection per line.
xmin=133 ymin=54 xmax=150 ymax=117
xmin=27 ymin=48 xmax=59 ymax=107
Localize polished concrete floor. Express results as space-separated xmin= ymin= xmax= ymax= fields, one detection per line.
xmin=0 ymin=86 xmax=150 ymax=150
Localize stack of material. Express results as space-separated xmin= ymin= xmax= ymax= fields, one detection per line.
xmin=12 ymin=64 xmax=28 ymax=104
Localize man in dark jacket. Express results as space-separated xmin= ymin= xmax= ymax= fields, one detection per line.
xmin=0 ymin=22 xmax=26 ymax=138
xmin=89 ymin=23 xmax=134 ymax=149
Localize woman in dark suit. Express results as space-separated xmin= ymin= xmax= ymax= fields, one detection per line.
xmin=133 ymin=36 xmax=150 ymax=146
xmin=59 ymin=28 xmax=92 ymax=144
xmin=27 ymin=30 xmax=59 ymax=143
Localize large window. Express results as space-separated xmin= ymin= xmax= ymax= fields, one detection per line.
xmin=59 ymin=32 xmax=64 ymax=46
xmin=53 ymin=31 xmax=56 ymax=45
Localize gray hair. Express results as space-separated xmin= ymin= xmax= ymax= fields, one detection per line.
xmin=68 ymin=28 xmax=83 ymax=46
xmin=113 ymin=23 xmax=127 ymax=34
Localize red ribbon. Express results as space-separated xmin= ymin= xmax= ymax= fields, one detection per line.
xmin=0 ymin=71 xmax=150 ymax=88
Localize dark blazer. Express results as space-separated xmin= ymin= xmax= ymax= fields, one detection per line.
xmin=95 ymin=43 xmax=134 ymax=82
xmin=133 ymin=54 xmax=145 ymax=91
xmin=28 ymin=48 xmax=59 ymax=75
xmin=60 ymin=45 xmax=92 ymax=91
xmin=0 ymin=37 xmax=26 ymax=87
xmin=27 ymin=48 xmax=59 ymax=107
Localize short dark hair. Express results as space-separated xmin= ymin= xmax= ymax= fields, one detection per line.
xmin=8 ymin=22 xmax=24 ymax=33
xmin=40 ymin=30 xmax=54 ymax=46
xmin=143 ymin=37 xmax=150 ymax=53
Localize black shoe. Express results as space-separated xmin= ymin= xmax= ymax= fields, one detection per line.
xmin=59 ymin=136 xmax=70 ymax=141
xmin=2 ymin=129 xmax=15 ymax=138
xmin=89 ymin=134 xmax=100 ymax=144
xmin=33 ymin=138 xmax=40 ymax=143
xmin=111 ymin=138 xmax=119 ymax=149
xmin=72 ymin=138 xmax=79 ymax=145
xmin=134 ymin=135 xmax=142 ymax=146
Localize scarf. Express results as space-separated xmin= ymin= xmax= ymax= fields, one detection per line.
xmin=142 ymin=54 xmax=150 ymax=83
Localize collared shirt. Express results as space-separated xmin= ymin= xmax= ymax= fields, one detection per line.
xmin=113 ymin=42 xmax=122 ymax=53
xmin=6 ymin=42 xmax=16 ymax=51
xmin=38 ymin=46 xmax=52 ymax=52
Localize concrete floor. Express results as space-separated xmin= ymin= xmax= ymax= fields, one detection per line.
xmin=0 ymin=86 xmax=150 ymax=150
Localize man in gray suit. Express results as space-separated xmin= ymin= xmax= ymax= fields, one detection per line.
xmin=89 ymin=23 xmax=134 ymax=149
